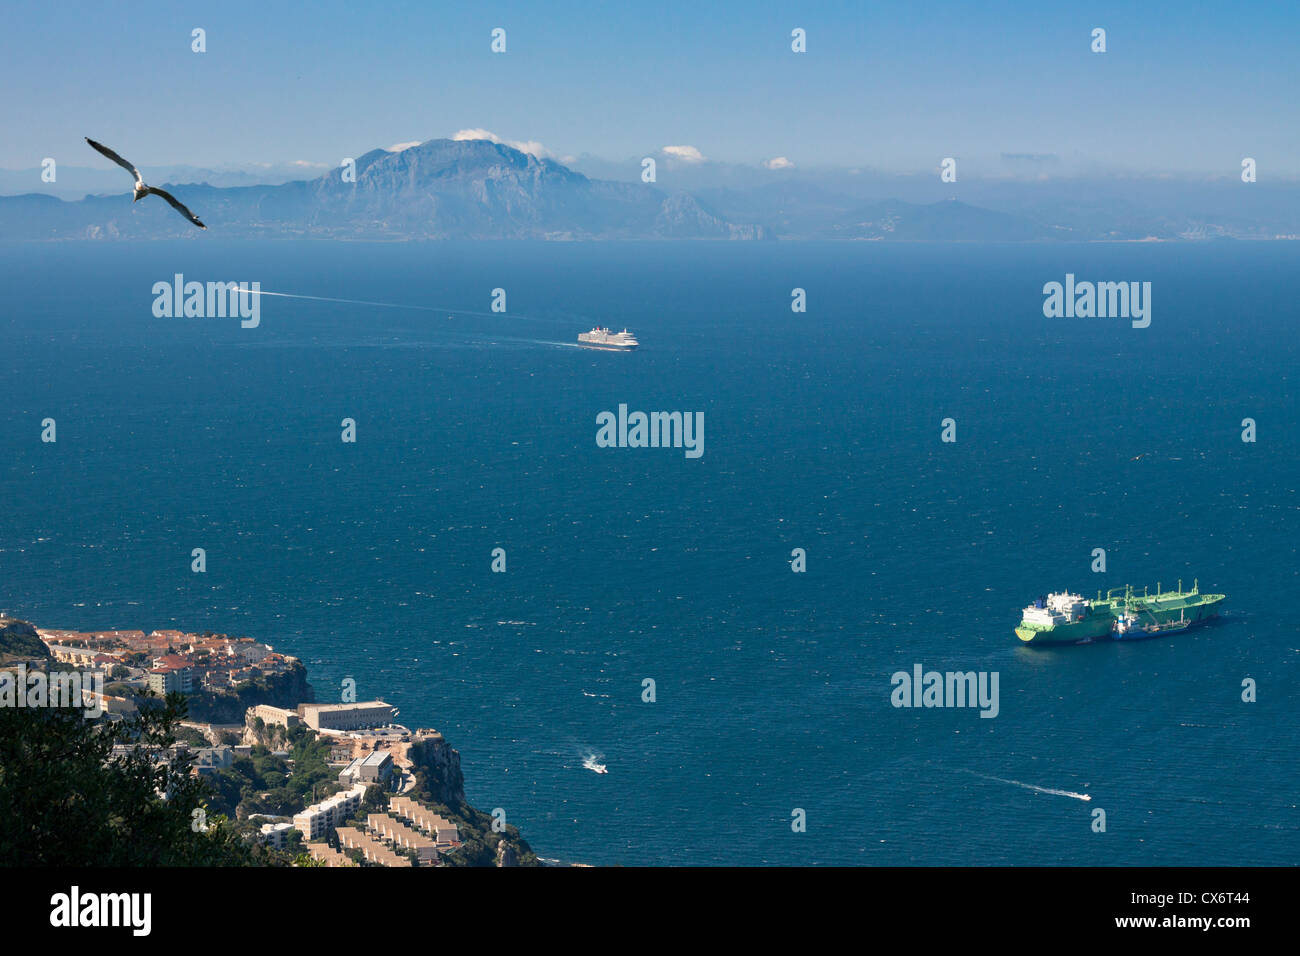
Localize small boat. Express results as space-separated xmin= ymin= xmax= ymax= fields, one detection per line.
xmin=1114 ymin=608 xmax=1190 ymax=640
xmin=1140 ymin=620 xmax=1191 ymax=637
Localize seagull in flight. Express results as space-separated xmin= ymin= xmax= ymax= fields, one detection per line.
xmin=84 ymin=137 xmax=206 ymax=229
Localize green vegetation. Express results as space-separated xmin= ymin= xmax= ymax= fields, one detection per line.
xmin=174 ymin=725 xmax=210 ymax=747
xmin=205 ymin=724 xmax=339 ymax=820
xmin=441 ymin=804 xmax=539 ymax=867
xmin=361 ymin=783 xmax=387 ymax=816
xmin=0 ymin=618 xmax=50 ymax=665
xmin=0 ymin=693 xmax=253 ymax=865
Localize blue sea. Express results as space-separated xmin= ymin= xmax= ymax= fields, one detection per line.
xmin=1 ymin=239 xmax=1296 ymax=865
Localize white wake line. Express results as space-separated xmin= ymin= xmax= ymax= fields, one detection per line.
xmin=238 ymin=288 xmax=544 ymax=320
xmin=958 ymin=769 xmax=1092 ymax=801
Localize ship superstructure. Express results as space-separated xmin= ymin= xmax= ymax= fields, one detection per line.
xmin=1014 ymin=591 xmax=1114 ymax=645
xmin=577 ymin=327 xmax=638 ymax=351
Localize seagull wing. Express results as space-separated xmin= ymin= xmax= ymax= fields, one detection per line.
xmin=144 ymin=186 xmax=207 ymax=230
xmin=85 ymin=138 xmax=142 ymax=185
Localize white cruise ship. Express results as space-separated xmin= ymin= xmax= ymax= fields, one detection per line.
xmin=577 ymin=327 xmax=639 ymax=351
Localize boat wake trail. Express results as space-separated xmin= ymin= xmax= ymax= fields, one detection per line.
xmin=239 ymin=288 xmax=561 ymax=324
xmin=240 ymin=288 xmax=470 ymax=314
xmin=958 ymin=769 xmax=1091 ymax=801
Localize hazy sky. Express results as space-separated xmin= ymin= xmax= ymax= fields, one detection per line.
xmin=3 ymin=0 xmax=1297 ymax=176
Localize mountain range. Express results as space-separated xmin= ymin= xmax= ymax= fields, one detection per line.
xmin=2 ymin=138 xmax=1298 ymax=241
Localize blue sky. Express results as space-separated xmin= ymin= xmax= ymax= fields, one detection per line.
xmin=2 ymin=0 xmax=1297 ymax=176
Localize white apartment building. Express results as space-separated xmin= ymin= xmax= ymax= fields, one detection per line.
xmin=291 ymin=783 xmax=369 ymax=840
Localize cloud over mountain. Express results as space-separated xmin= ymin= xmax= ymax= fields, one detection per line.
xmin=661 ymin=145 xmax=707 ymax=164
xmin=451 ymin=129 xmax=563 ymax=161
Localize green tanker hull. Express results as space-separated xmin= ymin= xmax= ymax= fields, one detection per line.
xmin=1016 ymin=581 xmax=1225 ymax=645
xmin=1015 ymin=612 xmax=1113 ymax=645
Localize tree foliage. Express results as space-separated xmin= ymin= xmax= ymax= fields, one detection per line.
xmin=0 ymin=694 xmax=253 ymax=865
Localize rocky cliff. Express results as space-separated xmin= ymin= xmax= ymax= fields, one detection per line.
xmin=408 ymin=733 xmax=466 ymax=806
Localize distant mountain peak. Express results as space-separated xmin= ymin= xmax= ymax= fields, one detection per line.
xmin=0 ymin=137 xmax=771 ymax=239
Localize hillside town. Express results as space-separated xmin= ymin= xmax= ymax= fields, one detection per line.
xmin=36 ymin=625 xmax=302 ymax=717
xmin=1 ymin=617 xmax=533 ymax=867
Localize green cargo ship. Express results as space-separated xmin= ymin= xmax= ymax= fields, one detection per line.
xmin=1015 ymin=580 xmax=1225 ymax=645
